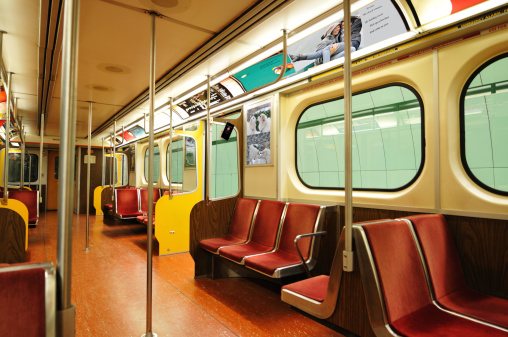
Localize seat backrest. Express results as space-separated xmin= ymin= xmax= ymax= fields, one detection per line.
xmin=228 ymin=198 xmax=259 ymax=241
xmin=277 ymin=203 xmax=321 ymax=258
xmin=115 ymin=189 xmax=140 ymax=213
xmin=0 ymin=262 xmax=55 ymax=336
xmin=361 ymin=220 xmax=431 ymax=324
xmin=139 ymin=189 xmax=161 ymax=213
xmin=249 ymin=200 xmax=286 ymax=247
xmin=404 ymin=214 xmax=467 ymax=299
xmin=8 ymin=190 xmax=39 ymax=222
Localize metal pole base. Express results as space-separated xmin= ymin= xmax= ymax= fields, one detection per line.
xmin=57 ymin=304 xmax=76 ymax=337
xmin=141 ymin=333 xmax=158 ymax=337
xmin=83 ymin=248 xmax=91 ymax=251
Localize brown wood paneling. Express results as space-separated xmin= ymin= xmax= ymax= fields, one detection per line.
xmin=47 ymin=150 xmax=59 ymax=210
xmin=312 ymin=206 xmax=340 ymax=276
xmin=0 ymin=208 xmax=26 ymax=263
xmin=76 ymin=148 xmax=104 ymax=215
xmin=445 ymin=215 xmax=508 ymax=299
xmin=189 ymin=197 xmax=239 ymax=277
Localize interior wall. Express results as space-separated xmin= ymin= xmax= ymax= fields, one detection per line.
xmin=75 ymin=147 xmax=104 ymax=215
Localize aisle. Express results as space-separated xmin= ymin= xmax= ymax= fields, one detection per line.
xmin=27 ymin=212 xmax=346 ymax=337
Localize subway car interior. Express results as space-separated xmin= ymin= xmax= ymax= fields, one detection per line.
xmin=0 ymin=0 xmax=507 ymax=336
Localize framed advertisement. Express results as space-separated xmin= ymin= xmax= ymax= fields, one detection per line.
xmin=245 ymin=97 xmax=273 ymax=167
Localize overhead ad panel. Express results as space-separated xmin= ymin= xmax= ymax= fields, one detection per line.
xmin=410 ymin=0 xmax=488 ymax=25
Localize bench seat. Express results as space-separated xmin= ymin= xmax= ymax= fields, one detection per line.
xmin=403 ymin=214 xmax=508 ymax=330
xmin=199 ymin=198 xmax=259 ymax=253
xmin=218 ymin=200 xmax=286 ymax=264
xmin=244 ymin=203 xmax=324 ymax=278
xmin=354 ymin=219 xmax=507 ymax=337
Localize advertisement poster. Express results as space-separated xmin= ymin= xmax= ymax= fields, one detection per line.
xmin=245 ymin=99 xmax=272 ymax=166
xmin=410 ymin=0 xmax=486 ymax=25
xmin=286 ymin=0 xmax=407 ymax=74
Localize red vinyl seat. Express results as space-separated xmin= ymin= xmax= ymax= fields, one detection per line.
xmin=139 ymin=188 xmax=160 ymax=214
xmin=0 ymin=262 xmax=55 ymax=336
xmin=282 ymin=275 xmax=329 ymax=302
xmin=355 ymin=220 xmax=506 ymax=336
xmin=244 ymin=203 xmax=322 ymax=277
xmin=218 ymin=200 xmax=286 ymax=264
xmin=8 ymin=190 xmax=39 ymax=224
xmin=403 ymin=214 xmax=508 ymax=329
xmin=199 ymin=198 xmax=259 ymax=254
xmin=115 ymin=189 xmax=142 ymax=219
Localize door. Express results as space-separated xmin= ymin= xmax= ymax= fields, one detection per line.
xmin=47 ymin=150 xmax=59 ymax=210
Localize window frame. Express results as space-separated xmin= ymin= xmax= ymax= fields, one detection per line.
xmin=164 ymin=134 xmax=199 ymax=195
xmin=0 ymin=150 xmax=40 ymax=186
xmin=459 ymin=52 xmax=508 ymax=197
xmin=295 ymin=82 xmax=426 ymax=192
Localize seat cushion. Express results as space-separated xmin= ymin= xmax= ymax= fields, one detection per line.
xmin=244 ymin=250 xmax=301 ymax=276
xmin=199 ymin=235 xmax=247 ymax=254
xmin=219 ymin=241 xmax=272 ymax=264
xmin=439 ymin=286 xmax=508 ymax=329
xmin=117 ymin=211 xmax=143 ymax=218
xmin=391 ymin=304 xmax=507 ymax=337
xmin=282 ymin=275 xmax=329 ymax=302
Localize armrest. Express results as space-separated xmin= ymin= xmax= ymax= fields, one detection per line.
xmin=294 ymin=231 xmax=327 ymax=278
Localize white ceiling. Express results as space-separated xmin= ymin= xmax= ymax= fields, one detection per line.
xmin=0 ymin=0 xmax=344 ymax=144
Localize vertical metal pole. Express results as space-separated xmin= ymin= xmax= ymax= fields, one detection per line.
xmin=205 ymin=75 xmax=211 ymax=205
xmin=20 ymin=109 xmax=25 ymax=189
xmin=102 ymin=138 xmax=105 ymax=186
xmin=112 ymin=122 xmax=116 ymax=203
xmin=143 ymin=11 xmax=157 ymax=337
xmin=85 ymin=102 xmax=92 ymax=251
xmin=167 ymin=97 xmax=173 ymax=200
xmin=39 ymin=114 xmax=44 ymax=203
xmin=109 ymin=134 xmax=113 ymax=188
xmin=2 ymin=72 xmax=12 ymax=205
xmin=343 ymin=0 xmax=354 ymax=272
xmin=57 ymin=0 xmax=79 ymax=335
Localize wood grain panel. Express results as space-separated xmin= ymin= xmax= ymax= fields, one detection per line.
xmin=0 ymin=208 xmax=26 ymax=263
xmin=331 ymin=253 xmax=375 ymax=337
xmin=312 ymin=206 xmax=340 ymax=276
xmin=76 ymin=148 xmax=104 ymax=215
xmin=445 ymin=215 xmax=508 ymax=299
xmin=101 ymin=187 xmax=113 ymax=217
xmin=189 ymin=197 xmax=239 ymax=277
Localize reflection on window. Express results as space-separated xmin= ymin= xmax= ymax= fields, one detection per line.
xmin=211 ymin=123 xmax=239 ymax=199
xmin=3 ymin=152 xmax=39 ymax=185
xmin=144 ymin=146 xmax=160 ymax=183
xmin=166 ymin=136 xmax=197 ymax=193
xmin=296 ymin=84 xmax=424 ymax=190
xmin=461 ymin=54 xmax=508 ymax=195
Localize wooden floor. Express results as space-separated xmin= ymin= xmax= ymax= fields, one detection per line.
xmin=27 ymin=211 xmax=348 ymax=337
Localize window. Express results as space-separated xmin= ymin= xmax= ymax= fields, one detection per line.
xmin=144 ymin=145 xmax=160 ymax=183
xmin=105 ymin=153 xmax=128 ymax=186
xmin=1 ymin=152 xmax=39 ymax=185
xmin=461 ymin=54 xmax=508 ymax=195
xmin=166 ymin=135 xmax=198 ymax=193
xmin=296 ymin=84 xmax=424 ymax=190
xmin=211 ymin=123 xmax=239 ymax=199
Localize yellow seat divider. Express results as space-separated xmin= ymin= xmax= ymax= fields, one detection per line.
xmin=155 ymin=122 xmax=203 ymax=255
xmin=94 ymin=186 xmax=106 ymax=216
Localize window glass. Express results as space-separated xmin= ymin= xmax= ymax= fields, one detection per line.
xmin=166 ymin=136 xmax=197 ymax=193
xmin=461 ymin=55 xmax=508 ymax=194
xmin=144 ymin=146 xmax=160 ymax=183
xmin=105 ymin=153 xmax=128 ymax=186
xmin=211 ymin=123 xmax=239 ymax=199
xmin=296 ymin=84 xmax=424 ymax=190
xmin=3 ymin=152 xmax=39 ymax=185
